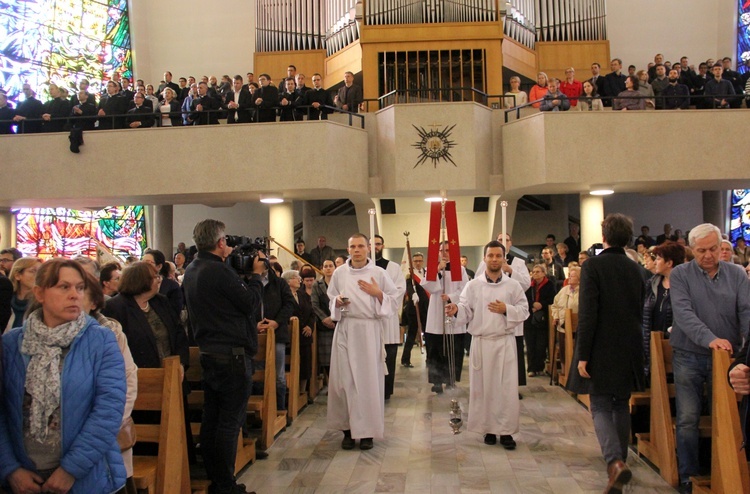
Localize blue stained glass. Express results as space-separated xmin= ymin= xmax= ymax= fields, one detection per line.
xmin=730 ymin=190 xmax=750 ymax=244
xmin=739 ymin=0 xmax=750 ymax=74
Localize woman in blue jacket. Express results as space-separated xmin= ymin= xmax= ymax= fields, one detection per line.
xmin=0 ymin=258 xmax=126 ymax=494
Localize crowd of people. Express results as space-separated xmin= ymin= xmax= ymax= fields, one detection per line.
xmin=506 ymin=54 xmax=749 ymax=111
xmin=0 ymin=65 xmax=365 ymax=135
xmin=1 ymin=214 xmax=750 ymax=494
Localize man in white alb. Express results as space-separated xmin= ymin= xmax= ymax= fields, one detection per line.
xmin=327 ymin=234 xmax=399 ymax=450
xmin=476 ymin=232 xmax=531 ymax=391
xmin=446 ymin=241 xmax=529 ymax=449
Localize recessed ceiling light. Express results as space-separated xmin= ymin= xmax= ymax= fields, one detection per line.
xmin=424 ymin=196 xmax=443 ymax=202
xmin=590 ymin=189 xmax=614 ymax=196
xmin=260 ymin=195 xmax=284 ymax=204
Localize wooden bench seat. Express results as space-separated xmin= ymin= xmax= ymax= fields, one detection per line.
xmin=635 ymin=332 xmax=713 ymax=487
xmin=132 ymin=356 xmax=191 ymax=494
xmin=690 ymin=349 xmax=750 ymax=494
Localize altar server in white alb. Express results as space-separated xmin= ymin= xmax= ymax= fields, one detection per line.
xmin=327 ymin=233 xmax=400 ymax=451
xmin=446 ymin=241 xmax=529 ymax=450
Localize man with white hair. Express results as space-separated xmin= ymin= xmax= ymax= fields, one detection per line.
xmin=670 ymin=223 xmax=750 ymax=494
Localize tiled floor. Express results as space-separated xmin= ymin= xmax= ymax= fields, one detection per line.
xmin=238 ymin=350 xmax=676 ymax=493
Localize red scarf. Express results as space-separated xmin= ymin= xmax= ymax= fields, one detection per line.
xmin=531 ymin=276 xmax=549 ymax=303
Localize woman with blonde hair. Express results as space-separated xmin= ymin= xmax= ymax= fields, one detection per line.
xmin=504 ymin=76 xmax=528 ymax=109
xmin=529 ymin=72 xmax=549 ymax=109
xmin=5 ymin=257 xmax=42 ymax=332
xmin=159 ymin=87 xmax=182 ymax=127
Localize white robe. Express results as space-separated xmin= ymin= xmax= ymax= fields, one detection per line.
xmin=326 ymin=258 xmax=399 ymax=439
xmin=454 ymin=274 xmax=529 ymax=435
xmin=421 ymin=266 xmax=468 ymax=335
xmin=380 ymin=259 xmax=407 ymax=345
xmin=476 ymin=256 xmax=530 ymax=336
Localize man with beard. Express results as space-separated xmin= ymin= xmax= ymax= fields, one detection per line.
xmin=663 ymin=69 xmax=690 ymax=110
xmin=446 ymin=241 xmax=528 ymax=449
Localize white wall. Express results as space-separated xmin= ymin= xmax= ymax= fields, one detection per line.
xmin=172 ymin=202 xmax=270 ymax=251
xmin=603 ymin=191 xmax=705 ymax=236
xmin=129 ymin=0 xmax=257 ymax=87
xmin=606 ymin=0 xmax=738 ymax=70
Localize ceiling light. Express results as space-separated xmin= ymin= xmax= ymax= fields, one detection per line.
xmin=424 ymin=196 xmax=443 ymax=202
xmin=260 ymin=195 xmax=284 ymax=204
xmin=590 ymin=189 xmax=614 ymax=196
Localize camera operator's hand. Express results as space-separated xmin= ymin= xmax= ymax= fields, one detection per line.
xmin=252 ymin=252 xmax=267 ymax=275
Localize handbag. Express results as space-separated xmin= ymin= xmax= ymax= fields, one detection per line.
xmin=531 ymin=309 xmax=546 ymax=327
xmin=117 ymin=416 xmax=137 ymax=452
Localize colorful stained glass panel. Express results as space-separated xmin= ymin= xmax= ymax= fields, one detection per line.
xmin=730 ymin=190 xmax=750 ymax=243
xmin=0 ymin=0 xmax=132 ymax=105
xmin=15 ymin=206 xmax=147 ymax=261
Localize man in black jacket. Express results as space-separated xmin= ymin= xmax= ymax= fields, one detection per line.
xmin=189 ymin=81 xmax=221 ymax=125
xmin=97 ymin=80 xmax=128 ymax=130
xmin=601 ymin=58 xmax=627 ymax=107
xmin=567 ymin=213 xmax=645 ymax=494
xmin=13 ymin=84 xmax=44 ymax=133
xmin=303 ymin=73 xmax=334 ymax=120
xmin=224 ymin=75 xmax=253 ymax=124
xmin=254 ymin=74 xmax=278 ymax=123
xmin=183 ymin=219 xmax=265 ymax=494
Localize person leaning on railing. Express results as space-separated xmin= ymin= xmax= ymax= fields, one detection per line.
xmin=529 ymin=72 xmax=549 ymax=109
xmin=503 ymin=76 xmax=528 ymax=109
xmin=613 ymin=76 xmax=645 ymax=111
xmin=576 ymin=80 xmax=604 ymax=111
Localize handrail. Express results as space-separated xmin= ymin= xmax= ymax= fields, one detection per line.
xmin=1 ymin=103 xmax=366 ymax=133
xmin=502 ymin=93 xmax=747 ymax=123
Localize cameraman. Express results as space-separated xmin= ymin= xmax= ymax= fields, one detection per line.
xmin=182 ymin=219 xmax=265 ymax=494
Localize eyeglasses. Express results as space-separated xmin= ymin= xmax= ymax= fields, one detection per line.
xmin=0 ymin=258 xmax=13 ymax=263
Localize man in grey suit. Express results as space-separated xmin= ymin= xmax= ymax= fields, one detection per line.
xmin=334 ymin=71 xmax=363 ymax=114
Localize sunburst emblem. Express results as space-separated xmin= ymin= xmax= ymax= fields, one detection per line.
xmin=412 ymin=124 xmax=457 ymax=168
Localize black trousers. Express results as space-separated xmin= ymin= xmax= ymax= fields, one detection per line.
xmin=524 ymin=324 xmax=547 ymax=373
xmin=384 ymin=343 xmax=398 ymax=399
xmin=516 ymin=335 xmax=527 ymax=386
xmin=200 ymin=353 xmax=253 ymax=494
xmin=401 ymin=321 xmax=419 ymax=365
xmin=425 ymin=332 xmax=465 ymax=385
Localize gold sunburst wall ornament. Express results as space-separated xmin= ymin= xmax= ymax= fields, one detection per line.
xmin=412 ymin=124 xmax=458 ymax=168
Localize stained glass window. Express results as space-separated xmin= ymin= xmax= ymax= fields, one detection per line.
xmin=739 ymin=0 xmax=750 ymax=74
xmin=0 ymin=0 xmax=132 ymax=105
xmin=15 ymin=206 xmax=147 ymax=260
xmin=730 ymin=190 xmax=750 ymax=244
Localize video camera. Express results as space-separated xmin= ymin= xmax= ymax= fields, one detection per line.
xmin=224 ymin=235 xmax=269 ymax=275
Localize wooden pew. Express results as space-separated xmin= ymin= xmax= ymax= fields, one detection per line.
xmin=132 ymin=356 xmax=191 ymax=494
xmin=185 ymin=350 xmax=256 ymax=475
xmin=636 ymin=332 xmax=712 ymax=487
xmin=248 ymin=326 xmax=288 ymax=451
xmin=691 ymin=349 xmax=750 ymax=494
xmin=557 ymin=309 xmax=576 ymax=388
xmin=286 ymin=317 xmax=306 ymax=421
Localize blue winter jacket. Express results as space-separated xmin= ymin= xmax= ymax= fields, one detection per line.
xmin=0 ymin=316 xmax=126 ymax=493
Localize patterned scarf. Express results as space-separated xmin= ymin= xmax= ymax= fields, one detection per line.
xmin=21 ymin=309 xmax=87 ymax=443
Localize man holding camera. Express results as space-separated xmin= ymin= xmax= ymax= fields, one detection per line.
xmin=183 ymin=219 xmax=266 ymax=494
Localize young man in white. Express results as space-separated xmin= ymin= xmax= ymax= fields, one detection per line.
xmin=446 ymin=241 xmax=529 ymax=449
xmin=327 ymin=234 xmax=399 ymax=450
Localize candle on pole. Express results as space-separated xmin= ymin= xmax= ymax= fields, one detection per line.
xmin=368 ymin=208 xmax=376 ymax=262
xmin=501 ymin=200 xmax=508 ymax=251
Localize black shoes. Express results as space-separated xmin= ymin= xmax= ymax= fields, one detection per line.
xmin=341 ymin=430 xmax=373 ymax=450
xmin=431 ymin=384 xmax=443 ymax=394
xmin=255 ymin=450 xmax=268 ymax=459
xmin=484 ymin=434 xmax=497 ymax=445
xmin=401 ymin=362 xmax=414 ymax=368
xmin=341 ymin=430 xmax=355 ymax=450
xmin=499 ymin=435 xmax=516 ymax=450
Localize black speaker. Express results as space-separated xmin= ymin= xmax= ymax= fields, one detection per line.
xmin=473 ymin=197 xmax=490 ymax=212
xmin=380 ymin=199 xmax=396 ymax=214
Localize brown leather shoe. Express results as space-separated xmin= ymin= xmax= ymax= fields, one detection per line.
xmin=604 ymin=460 xmax=632 ymax=493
